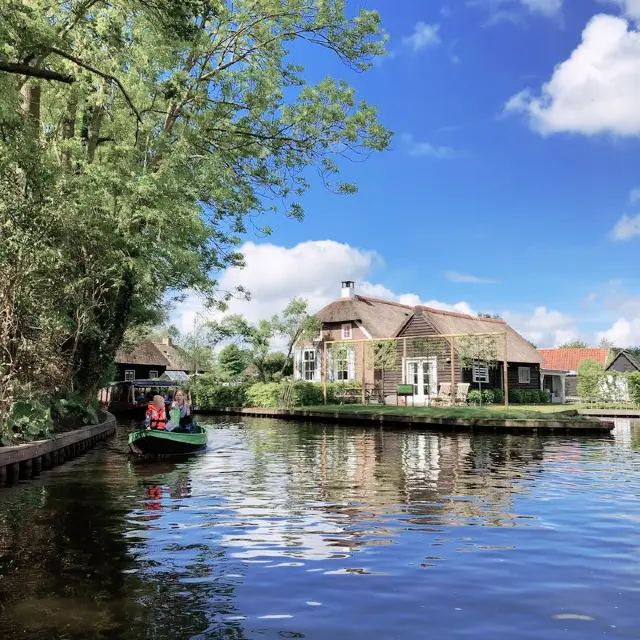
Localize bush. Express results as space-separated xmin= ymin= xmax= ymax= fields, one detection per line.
xmin=492 ymin=388 xmax=505 ymax=404
xmin=467 ymin=389 xmax=482 ymax=404
xmin=508 ymin=389 xmax=549 ymax=404
xmin=481 ymin=389 xmax=495 ymax=404
xmin=245 ymin=382 xmax=281 ymax=408
xmin=1 ymin=396 xmax=54 ymax=446
xmin=196 ymin=381 xmax=247 ymax=408
xmin=51 ymin=391 xmax=99 ymax=427
xmin=628 ymin=372 xmax=640 ymax=404
xmin=578 ymin=359 xmax=605 ymax=402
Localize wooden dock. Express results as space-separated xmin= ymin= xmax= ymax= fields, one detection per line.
xmin=203 ymin=407 xmax=615 ymax=434
xmin=0 ymin=412 xmax=116 ymax=487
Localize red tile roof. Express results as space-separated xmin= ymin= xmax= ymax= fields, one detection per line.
xmin=537 ymin=348 xmax=610 ymax=372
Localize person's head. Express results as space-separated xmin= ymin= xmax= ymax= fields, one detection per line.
xmin=175 ymin=390 xmax=186 ymax=405
xmin=152 ymin=395 xmax=165 ymax=410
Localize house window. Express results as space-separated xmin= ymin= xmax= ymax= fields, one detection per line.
xmin=149 ymin=370 xmax=158 ymax=379
xmin=303 ymin=350 xmax=316 ymax=381
xmin=518 ymin=367 xmax=531 ymax=384
xmin=472 ymin=365 xmax=489 ymax=384
xmin=342 ymin=323 xmax=352 ymax=340
xmin=333 ymin=351 xmax=349 ymax=381
xmin=125 ymin=369 xmax=135 ymax=381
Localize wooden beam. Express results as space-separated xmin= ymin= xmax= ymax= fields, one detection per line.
xmin=361 ymin=341 xmax=366 ymax=404
xmin=450 ymin=337 xmax=456 ymax=406
xmin=503 ymin=331 xmax=509 ymax=407
xmin=322 ymin=340 xmax=327 ymax=404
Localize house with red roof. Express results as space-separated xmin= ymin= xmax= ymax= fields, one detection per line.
xmin=537 ymin=348 xmax=611 ymax=402
xmin=294 ymin=281 xmax=543 ymax=403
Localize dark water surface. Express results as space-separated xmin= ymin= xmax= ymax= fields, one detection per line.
xmin=1 ymin=417 xmax=640 ymax=639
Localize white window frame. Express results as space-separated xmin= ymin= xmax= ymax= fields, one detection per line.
xmin=341 ymin=323 xmax=352 ymax=340
xmin=124 ymin=369 xmax=135 ymax=381
xmin=518 ymin=367 xmax=531 ymax=384
xmin=149 ymin=370 xmax=158 ymax=379
xmin=302 ymin=349 xmax=316 ymax=381
xmin=472 ymin=364 xmax=490 ymax=384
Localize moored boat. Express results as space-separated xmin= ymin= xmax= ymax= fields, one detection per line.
xmin=128 ymin=425 xmax=208 ymax=456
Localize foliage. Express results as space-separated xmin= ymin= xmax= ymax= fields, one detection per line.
xmin=577 ymin=359 xmax=605 ymax=402
xmin=599 ymin=337 xmax=615 ymax=348
xmin=558 ymin=339 xmax=588 ymax=349
xmin=457 ymin=335 xmax=500 ymax=370
xmin=326 ymin=341 xmax=354 ymax=381
xmin=492 ymin=388 xmax=505 ymax=404
xmin=467 ymin=389 xmax=482 ymax=404
xmin=467 ymin=388 xmax=496 ymax=405
xmin=628 ymin=373 xmax=640 ymax=404
xmin=477 ymin=313 xmax=501 ymax=319
xmin=245 ymin=382 xmax=282 ymax=408
xmin=196 ymin=376 xmax=247 ymax=408
xmin=366 ymin=340 xmax=398 ymax=371
xmin=271 ymin=298 xmax=321 ymax=376
xmin=0 ymin=0 xmax=390 ymax=416
xmin=216 ymin=344 xmax=252 ymax=381
xmin=0 ymin=396 xmax=54 ymax=446
xmin=51 ymin=391 xmax=100 ymax=426
xmin=508 ymin=389 xmax=550 ymax=404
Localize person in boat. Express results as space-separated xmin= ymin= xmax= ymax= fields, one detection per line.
xmin=170 ymin=389 xmax=193 ymax=432
xmin=145 ymin=395 xmax=167 ymax=430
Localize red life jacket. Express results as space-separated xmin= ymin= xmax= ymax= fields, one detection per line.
xmin=146 ymin=404 xmax=166 ymax=430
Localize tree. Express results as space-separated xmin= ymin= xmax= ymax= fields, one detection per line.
xmin=0 ymin=1 xmax=391 ymax=410
xmin=599 ymin=337 xmax=615 ymax=348
xmin=478 ymin=313 xmax=502 ymax=319
xmin=558 ymin=339 xmax=588 ymax=349
xmin=271 ymin=298 xmax=321 ymax=376
xmin=217 ymin=344 xmax=251 ymax=381
xmin=577 ymin=359 xmax=604 ymax=402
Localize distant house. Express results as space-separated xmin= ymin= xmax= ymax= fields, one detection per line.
xmin=152 ymin=337 xmax=205 ymax=375
xmin=294 ymin=281 xmax=543 ymax=403
xmin=537 ymin=348 xmax=610 ymax=402
xmin=606 ymin=350 xmax=640 ymax=374
xmin=114 ymin=340 xmax=169 ymax=381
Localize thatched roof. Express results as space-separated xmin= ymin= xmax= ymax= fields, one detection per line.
xmin=314 ymin=295 xmax=412 ymax=338
xmin=409 ymin=307 xmax=543 ymax=364
xmin=152 ymin=341 xmax=194 ymax=372
xmin=115 ymin=340 xmax=170 ymax=366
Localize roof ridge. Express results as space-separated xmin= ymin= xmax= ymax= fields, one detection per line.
xmin=419 ymin=305 xmax=506 ymax=323
xmin=355 ymin=295 xmax=414 ymax=310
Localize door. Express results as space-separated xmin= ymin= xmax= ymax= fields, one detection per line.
xmin=405 ymin=358 xmax=437 ymax=403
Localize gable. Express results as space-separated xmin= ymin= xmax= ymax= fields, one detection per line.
xmin=606 ymin=351 xmax=640 ymax=373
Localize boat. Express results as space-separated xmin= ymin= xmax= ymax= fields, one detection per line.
xmin=128 ymin=424 xmax=208 ymax=456
xmin=98 ymin=379 xmax=181 ymax=416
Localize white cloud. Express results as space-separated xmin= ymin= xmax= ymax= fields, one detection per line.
xmin=630 ymin=187 xmax=640 ymax=203
xmin=521 ymin=0 xmax=562 ymax=17
xmin=400 ymin=133 xmax=457 ymax=159
xmin=505 ymin=15 xmax=640 ymax=136
xmin=610 ymin=214 xmax=640 ymax=240
xmin=469 ymin=0 xmax=562 ymax=25
xmin=597 ymin=317 xmax=640 ymax=346
xmin=603 ymin=0 xmax=640 ymax=21
xmin=402 ymin=22 xmax=441 ymax=52
xmin=502 ymin=307 xmax=578 ymax=347
xmin=445 ymin=271 xmax=499 ymax=284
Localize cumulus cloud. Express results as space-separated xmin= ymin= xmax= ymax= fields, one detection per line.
xmin=502 ymin=307 xmax=578 ymax=347
xmin=603 ymin=0 xmax=640 ymax=21
xmin=469 ymin=0 xmax=562 ymax=25
xmin=402 ymin=22 xmax=441 ymax=52
xmin=505 ymin=15 xmax=640 ymax=136
xmin=400 ymin=133 xmax=458 ymax=159
xmin=445 ymin=271 xmax=499 ymax=284
xmin=630 ymin=187 xmax=640 ymax=203
xmin=597 ymin=318 xmax=640 ymax=346
xmin=610 ymin=214 xmax=640 ymax=240
xmin=521 ymin=0 xmax=563 ymax=17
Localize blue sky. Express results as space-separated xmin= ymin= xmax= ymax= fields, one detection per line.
xmin=172 ymin=0 xmax=640 ymax=348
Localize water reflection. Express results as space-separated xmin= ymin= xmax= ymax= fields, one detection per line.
xmin=0 ymin=417 xmax=637 ymax=639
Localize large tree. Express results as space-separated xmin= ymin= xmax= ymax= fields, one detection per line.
xmin=0 ymin=1 xmax=390 ymax=406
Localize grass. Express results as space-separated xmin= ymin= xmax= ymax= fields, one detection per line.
xmin=302 ymin=404 xmax=587 ymax=421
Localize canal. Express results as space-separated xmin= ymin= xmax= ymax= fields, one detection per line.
xmin=0 ymin=417 xmax=639 ymax=639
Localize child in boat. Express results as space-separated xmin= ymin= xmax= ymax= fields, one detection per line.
xmin=145 ymin=395 xmax=167 ymax=430
xmin=170 ymin=389 xmax=193 ymax=432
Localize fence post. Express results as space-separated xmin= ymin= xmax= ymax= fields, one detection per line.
xmin=322 ymin=341 xmax=327 ymax=405
xmin=503 ymin=332 xmax=509 ymax=406
xmin=361 ymin=341 xmax=366 ymax=404
xmin=450 ymin=337 xmax=456 ymax=402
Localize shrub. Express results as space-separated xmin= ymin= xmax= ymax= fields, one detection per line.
xmin=196 ymin=382 xmax=247 ymax=408
xmin=492 ymin=388 xmax=505 ymax=404
xmin=1 ymin=397 xmax=54 ymax=446
xmin=51 ymin=391 xmax=99 ymax=427
xmin=508 ymin=389 xmax=549 ymax=404
xmin=578 ymin=359 xmax=605 ymax=402
xmin=292 ymin=381 xmax=324 ymax=406
xmin=481 ymin=389 xmax=495 ymax=404
xmin=467 ymin=389 xmax=482 ymax=404
xmin=628 ymin=372 xmax=640 ymax=404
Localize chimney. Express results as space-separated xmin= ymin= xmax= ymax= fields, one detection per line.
xmin=162 ymin=336 xmax=172 ymax=346
xmin=341 ymin=281 xmax=355 ymax=298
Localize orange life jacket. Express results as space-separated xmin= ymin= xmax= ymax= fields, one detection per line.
xmin=146 ymin=404 xmax=166 ymax=430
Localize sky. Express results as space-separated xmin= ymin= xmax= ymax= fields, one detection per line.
xmin=171 ymin=0 xmax=640 ymax=349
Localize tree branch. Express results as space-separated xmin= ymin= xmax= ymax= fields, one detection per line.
xmin=0 ymin=62 xmax=75 ymax=84
xmin=49 ymin=47 xmax=142 ymax=123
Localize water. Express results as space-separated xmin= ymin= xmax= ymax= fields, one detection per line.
xmin=0 ymin=417 xmax=639 ymax=639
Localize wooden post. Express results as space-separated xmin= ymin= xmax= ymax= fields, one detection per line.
xmin=322 ymin=341 xmax=327 ymax=404
xmin=503 ymin=331 xmax=509 ymax=406
xmin=450 ymin=337 xmax=456 ymax=406
xmin=361 ymin=341 xmax=366 ymax=404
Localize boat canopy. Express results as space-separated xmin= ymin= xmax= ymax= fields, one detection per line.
xmin=110 ymin=380 xmax=181 ymax=388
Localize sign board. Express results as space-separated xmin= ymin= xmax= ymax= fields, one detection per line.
xmin=397 ymin=384 xmax=413 ymax=396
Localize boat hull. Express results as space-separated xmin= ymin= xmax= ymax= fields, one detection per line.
xmin=128 ymin=427 xmax=207 ymax=456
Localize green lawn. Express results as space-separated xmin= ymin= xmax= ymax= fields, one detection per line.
xmin=304 ymin=404 xmax=586 ymax=421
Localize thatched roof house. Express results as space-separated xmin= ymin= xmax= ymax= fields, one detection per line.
xmin=115 ymin=340 xmax=170 ymax=381
xmin=293 ymin=280 xmax=545 ymax=401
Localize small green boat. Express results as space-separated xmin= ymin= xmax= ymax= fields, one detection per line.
xmin=128 ymin=425 xmax=208 ymax=456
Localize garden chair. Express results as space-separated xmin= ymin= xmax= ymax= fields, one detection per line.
xmin=437 ymin=382 xmax=452 ymax=406
xmin=455 ymin=383 xmax=470 ymax=405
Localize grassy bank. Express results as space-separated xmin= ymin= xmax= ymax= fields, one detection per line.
xmin=301 ymin=404 xmax=586 ymax=421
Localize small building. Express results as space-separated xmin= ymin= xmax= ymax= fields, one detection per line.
xmin=294 ymin=281 xmax=543 ymax=403
xmin=537 ymin=348 xmax=610 ymax=402
xmin=606 ymin=350 xmax=640 ymax=374
xmin=152 ymin=337 xmax=204 ymax=375
xmin=114 ymin=340 xmax=170 ymax=381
